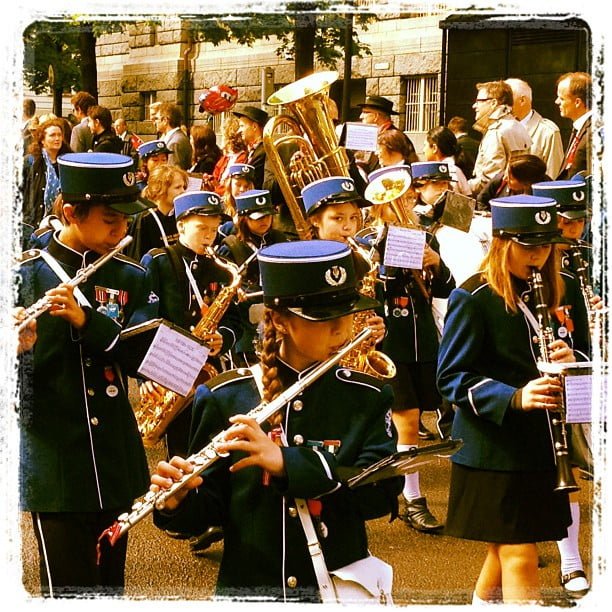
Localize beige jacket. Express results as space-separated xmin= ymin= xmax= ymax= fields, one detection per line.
xmin=523 ymin=110 xmax=564 ymax=179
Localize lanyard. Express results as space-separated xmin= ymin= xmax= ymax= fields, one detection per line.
xmin=182 ymin=257 xmax=205 ymax=310
xmin=150 ymin=209 xmax=170 ymax=248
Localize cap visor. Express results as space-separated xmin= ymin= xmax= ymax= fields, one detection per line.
xmin=287 ymin=294 xmax=379 ymax=322
xmin=558 ymin=209 xmax=588 ymax=220
xmin=108 ymin=196 xmax=156 ymax=215
xmin=247 ymin=209 xmax=277 ymax=220
xmin=511 ymin=233 xmax=573 ymax=246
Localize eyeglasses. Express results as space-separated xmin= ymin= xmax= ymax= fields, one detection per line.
xmin=474 ymin=98 xmax=493 ymax=104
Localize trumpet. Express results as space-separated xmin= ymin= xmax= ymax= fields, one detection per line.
xmin=16 ymin=236 xmax=133 ymax=333
xmin=98 ymin=327 xmax=374 ymax=547
xmin=263 ymin=70 xmax=350 ymax=240
xmin=530 ymin=267 xmax=579 ymax=493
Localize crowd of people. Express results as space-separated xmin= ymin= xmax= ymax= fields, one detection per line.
xmin=15 ymin=70 xmax=601 ymax=604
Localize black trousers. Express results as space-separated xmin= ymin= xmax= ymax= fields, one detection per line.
xmin=31 ymin=508 xmax=129 ymax=597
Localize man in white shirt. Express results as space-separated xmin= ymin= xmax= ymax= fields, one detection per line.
xmin=505 ymin=78 xmax=564 ymax=179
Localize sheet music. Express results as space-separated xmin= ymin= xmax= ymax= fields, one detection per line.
xmin=565 ymin=374 xmax=592 ymax=423
xmin=383 ymin=225 xmax=426 ymax=269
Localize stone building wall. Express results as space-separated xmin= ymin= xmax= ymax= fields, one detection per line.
xmin=95 ymin=13 xmax=446 ymax=138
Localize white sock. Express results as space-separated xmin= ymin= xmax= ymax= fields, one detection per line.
xmin=557 ymin=502 xmax=584 ymax=575
xmin=472 ymin=591 xmax=493 ymax=605
xmin=397 ymin=444 xmax=420 ymax=500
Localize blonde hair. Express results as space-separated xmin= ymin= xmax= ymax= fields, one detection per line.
xmin=481 ymin=237 xmax=564 ymax=313
xmin=143 ymin=165 xmax=188 ymax=202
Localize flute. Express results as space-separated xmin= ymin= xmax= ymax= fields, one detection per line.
xmin=99 ymin=327 xmax=373 ymax=547
xmin=16 ymin=236 xmax=133 ymax=333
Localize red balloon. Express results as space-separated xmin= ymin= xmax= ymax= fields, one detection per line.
xmin=198 ymin=84 xmax=238 ymax=114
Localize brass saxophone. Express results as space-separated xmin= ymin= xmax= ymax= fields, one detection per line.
xmin=530 ymin=267 xmax=579 ymax=492
xmin=340 ymin=238 xmax=396 ymax=379
xmin=135 ymin=247 xmax=242 ymax=447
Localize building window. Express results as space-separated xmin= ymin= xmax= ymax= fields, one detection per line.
xmin=141 ymin=92 xmax=157 ymax=121
xmin=404 ymin=74 xmax=439 ymax=133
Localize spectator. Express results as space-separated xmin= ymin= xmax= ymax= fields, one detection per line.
xmin=22 ymin=98 xmax=36 ymax=155
xmin=114 ymin=117 xmax=143 ymax=162
xmin=207 ymin=116 xmax=248 ymax=195
xmin=447 ymin=116 xmax=479 ymax=180
xmin=189 ymin=124 xmax=222 ymax=174
xmin=468 ymin=81 xmax=532 ymax=196
xmin=477 ymin=153 xmax=549 ymax=211
xmin=87 ymin=106 xmax=123 ymax=153
xmin=22 ymin=117 xmax=72 ymax=229
xmin=233 ymin=105 xmax=269 ymax=188
xmin=376 ymin=128 xmax=420 ymax=168
xmin=70 ymin=91 xmax=96 ymax=152
xmin=154 ymin=102 xmax=193 ymax=170
xmin=422 ymin=126 xmax=471 ymax=196
xmin=505 ymin=78 xmax=564 ymax=180
xmin=555 ymin=72 xmax=592 ymax=179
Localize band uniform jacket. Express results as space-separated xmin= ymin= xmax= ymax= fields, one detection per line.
xmin=140 ymin=241 xmax=243 ymax=356
xmin=17 ymin=235 xmax=154 ymax=512
xmin=523 ymin=110 xmax=564 ymax=180
xmin=380 ymin=233 xmax=455 ymax=364
xmin=557 ymin=116 xmax=592 ymax=180
xmin=153 ymin=361 xmax=402 ymax=601
xmin=437 ymin=271 xmax=590 ymax=472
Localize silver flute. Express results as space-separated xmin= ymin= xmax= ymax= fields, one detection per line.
xmin=99 ymin=327 xmax=373 ymax=547
xmin=16 ymin=235 xmax=133 ymax=333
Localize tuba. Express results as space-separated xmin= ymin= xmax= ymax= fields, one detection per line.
xmin=263 ymin=71 xmax=350 ymax=240
xmin=134 ymin=248 xmax=242 ymax=447
xmin=340 ymin=237 xmax=396 ymax=380
xmin=364 ymin=169 xmax=430 ymax=301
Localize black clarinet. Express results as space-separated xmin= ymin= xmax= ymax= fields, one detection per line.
xmin=530 ymin=267 xmax=579 ymax=492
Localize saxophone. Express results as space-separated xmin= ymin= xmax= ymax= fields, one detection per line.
xmin=340 ymin=238 xmax=396 ymax=379
xmin=530 ymin=267 xmax=579 ymax=492
xmin=135 ymin=247 xmax=242 ymax=447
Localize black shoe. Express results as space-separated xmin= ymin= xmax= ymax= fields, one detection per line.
xmin=399 ymin=496 xmax=444 ymax=532
xmin=561 ymin=570 xmax=590 ymax=599
xmin=418 ymin=419 xmax=436 ymax=440
xmin=164 ymin=529 xmax=190 ymax=540
xmin=189 ymin=526 xmax=224 ymax=554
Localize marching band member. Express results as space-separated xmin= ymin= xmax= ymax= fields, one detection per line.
xmin=367 ymin=165 xmax=455 ymax=532
xmin=16 ymin=153 xmax=156 ymax=596
xmin=437 ymin=195 xmax=590 ymax=603
xmin=134 ymin=139 xmax=172 ymax=191
xmin=217 ymin=188 xmax=291 ymax=366
xmin=150 ymin=240 xmax=402 ymax=601
xmin=532 ymin=177 xmax=597 ymax=598
xmin=139 ymin=190 xmax=243 ymax=459
xmin=126 ymin=163 xmax=187 ymax=261
xmin=216 ymin=163 xmax=256 ymax=243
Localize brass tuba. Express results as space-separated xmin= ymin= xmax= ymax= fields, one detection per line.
xmin=134 ymin=248 xmax=242 ymax=447
xmin=340 ymin=237 xmax=396 ymax=380
xmin=263 ymin=70 xmax=350 ymax=240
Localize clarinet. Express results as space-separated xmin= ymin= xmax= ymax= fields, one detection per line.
xmin=16 ymin=236 xmax=133 ymax=333
xmin=99 ymin=327 xmax=374 ymax=547
xmin=530 ymin=267 xmax=579 ymax=492
xmin=569 ymin=247 xmax=596 ymax=334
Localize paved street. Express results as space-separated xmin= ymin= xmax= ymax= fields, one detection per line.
xmin=19 ymin=413 xmax=594 ymax=606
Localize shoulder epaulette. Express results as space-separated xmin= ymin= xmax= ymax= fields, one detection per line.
xmin=206 ymin=367 xmax=254 ymax=392
xmin=148 ymin=247 xmax=169 ymax=259
xmin=335 ymin=367 xmax=386 ymax=392
xmin=18 ymin=248 xmax=42 ymax=264
xmin=461 ymin=272 xmax=487 ymax=294
xmin=113 ymin=253 xmax=145 ymax=271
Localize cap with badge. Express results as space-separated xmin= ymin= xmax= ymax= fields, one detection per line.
xmin=411 ymin=161 xmax=453 ymax=184
xmin=233 ymin=106 xmax=270 ymax=127
xmin=228 ymin=163 xmax=256 ymax=182
xmin=235 ymin=189 xmax=277 ymax=219
xmin=257 ymin=240 xmax=380 ymax=321
xmin=491 ymin=194 xmax=568 ymax=245
xmin=174 ymin=191 xmax=227 ymax=221
xmin=531 ymin=178 xmax=589 ymax=220
xmin=137 ymin=139 xmax=171 ymax=160
xmin=58 ymin=152 xmax=155 ymax=215
xmin=357 ymin=95 xmax=398 ymax=116
xmin=301 ymin=176 xmax=367 ymax=216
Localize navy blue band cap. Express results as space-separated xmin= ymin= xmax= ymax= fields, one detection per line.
xmin=411 ymin=161 xmax=454 ymax=183
xmin=174 ymin=191 xmax=226 ymax=220
xmin=228 ymin=163 xmax=255 ymax=180
xmin=491 ymin=195 xmax=569 ymax=245
xmin=301 ymin=176 xmax=367 ymax=217
xmin=138 ymin=140 xmax=171 ymax=159
xmin=531 ymin=180 xmax=588 ymax=220
xmin=235 ymin=189 xmax=277 ymax=219
xmin=58 ymin=153 xmax=155 ymax=215
xmin=257 ymin=240 xmax=379 ymax=321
